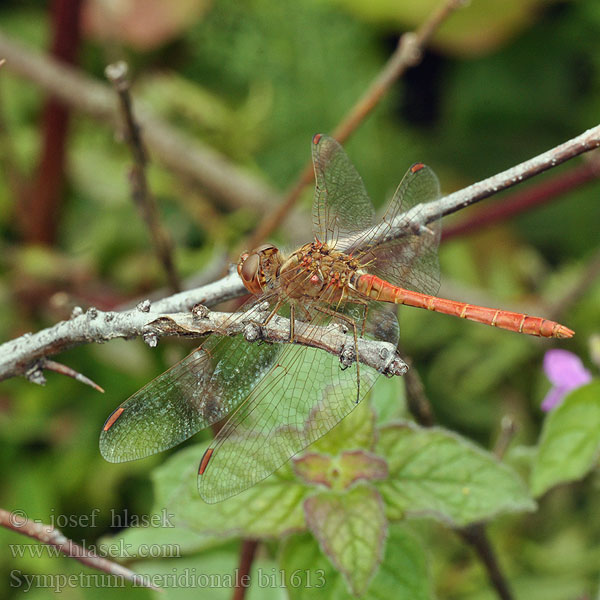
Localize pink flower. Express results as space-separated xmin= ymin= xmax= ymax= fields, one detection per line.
xmin=541 ymin=349 xmax=592 ymax=412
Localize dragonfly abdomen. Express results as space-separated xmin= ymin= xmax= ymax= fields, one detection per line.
xmin=357 ymin=274 xmax=574 ymax=338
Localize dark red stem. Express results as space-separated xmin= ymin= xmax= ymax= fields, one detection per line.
xmin=442 ymin=161 xmax=600 ymax=242
xmin=232 ymin=540 xmax=259 ymax=600
xmin=19 ymin=0 xmax=83 ymax=244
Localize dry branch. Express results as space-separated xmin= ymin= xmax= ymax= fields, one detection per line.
xmin=0 ymin=123 xmax=598 ymax=385
xmin=0 ymin=294 xmax=407 ymax=385
xmin=0 ymin=271 xmax=244 ymax=383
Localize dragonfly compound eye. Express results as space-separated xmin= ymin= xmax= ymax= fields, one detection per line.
xmin=254 ymin=243 xmax=277 ymax=254
xmin=238 ymin=252 xmax=264 ymax=294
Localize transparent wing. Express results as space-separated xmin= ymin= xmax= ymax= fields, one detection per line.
xmin=311 ymin=134 xmax=375 ymax=247
xmin=358 ymin=163 xmax=442 ymax=295
xmin=198 ymin=293 xmax=395 ymax=503
xmin=99 ymin=297 xmax=280 ymax=463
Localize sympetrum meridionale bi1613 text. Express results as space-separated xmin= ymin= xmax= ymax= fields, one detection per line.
xmin=100 ymin=134 xmax=574 ymax=503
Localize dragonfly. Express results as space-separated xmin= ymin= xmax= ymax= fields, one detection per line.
xmin=100 ymin=133 xmax=574 ymax=503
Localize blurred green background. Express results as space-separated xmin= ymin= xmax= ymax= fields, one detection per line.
xmin=0 ymin=0 xmax=599 ymax=598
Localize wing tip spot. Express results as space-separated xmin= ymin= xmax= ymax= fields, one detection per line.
xmin=410 ymin=162 xmax=425 ymax=173
xmin=198 ymin=448 xmax=214 ymax=475
xmin=103 ymin=407 xmax=125 ymax=431
xmin=312 ymin=133 xmax=323 ymax=145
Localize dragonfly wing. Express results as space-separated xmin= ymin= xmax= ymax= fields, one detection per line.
xmin=100 ymin=320 xmax=280 ymax=463
xmin=362 ymin=301 xmax=400 ymax=346
xmin=198 ymin=310 xmax=381 ymax=503
xmin=311 ymin=134 xmax=375 ymax=247
xmin=360 ymin=163 xmax=442 ymax=295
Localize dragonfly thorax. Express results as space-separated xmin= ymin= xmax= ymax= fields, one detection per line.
xmin=278 ymin=241 xmax=362 ymax=301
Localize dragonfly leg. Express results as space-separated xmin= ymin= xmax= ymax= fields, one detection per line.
xmin=245 ymin=300 xmax=284 ymax=343
xmin=357 ymin=300 xmax=369 ymax=338
xmin=252 ymin=299 xmax=297 ymax=344
xmin=259 ymin=300 xmax=283 ymax=327
xmin=289 ymin=304 xmax=295 ymax=343
xmin=312 ymin=305 xmax=361 ymax=403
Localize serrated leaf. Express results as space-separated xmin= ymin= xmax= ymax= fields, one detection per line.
xmin=304 ymin=485 xmax=386 ymax=596
xmin=294 ymin=453 xmax=333 ymax=488
xmin=280 ymin=524 xmax=432 ymax=599
xmin=531 ymin=382 xmax=600 ymax=497
xmin=376 ymin=423 xmax=535 ymax=526
xmin=152 ymin=444 xmax=307 ymax=538
xmin=336 ymin=450 xmax=387 ymax=488
xmin=294 ymin=450 xmax=388 ymax=490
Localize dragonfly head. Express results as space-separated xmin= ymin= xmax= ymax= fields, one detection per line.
xmin=238 ymin=244 xmax=282 ymax=295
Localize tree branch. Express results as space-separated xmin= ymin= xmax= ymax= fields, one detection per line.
xmin=0 ymin=280 xmax=407 ymax=384
xmin=0 ymin=508 xmax=160 ymax=591
xmin=1 ymin=123 xmax=596 ymax=386
xmin=0 ymin=271 xmax=243 ymax=383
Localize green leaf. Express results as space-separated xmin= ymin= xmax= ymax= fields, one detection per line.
xmin=371 ymin=373 xmax=407 ymax=425
xmin=303 ymin=485 xmax=386 ymax=596
xmin=369 ymin=524 xmax=433 ymax=600
xmin=99 ymin=523 xmax=219 ymax=559
xmin=152 ymin=444 xmax=307 ymax=538
xmin=280 ymin=524 xmax=432 ymax=599
xmin=376 ymin=422 xmax=535 ymax=525
xmin=531 ymin=382 xmax=600 ymax=497
xmin=98 ymin=514 xmax=232 ymax=560
xmin=294 ymin=450 xmax=388 ymax=490
xmin=310 ymin=397 xmax=377 ymax=455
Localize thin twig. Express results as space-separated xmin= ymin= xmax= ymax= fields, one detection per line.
xmin=458 ymin=525 xmax=514 ymax=600
xmin=493 ymin=416 xmax=517 ymax=460
xmin=442 ymin=158 xmax=600 ymax=241
xmin=245 ymin=0 xmax=466 ymax=249
xmin=105 ymin=61 xmax=181 ymax=293
xmin=232 ymin=540 xmax=259 ymax=600
xmin=0 ymin=508 xmax=160 ymax=591
xmin=0 ymin=29 xmax=279 ymax=213
xmin=43 ymin=359 xmax=105 ymax=392
xmin=397 ymin=350 xmax=434 ymax=427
